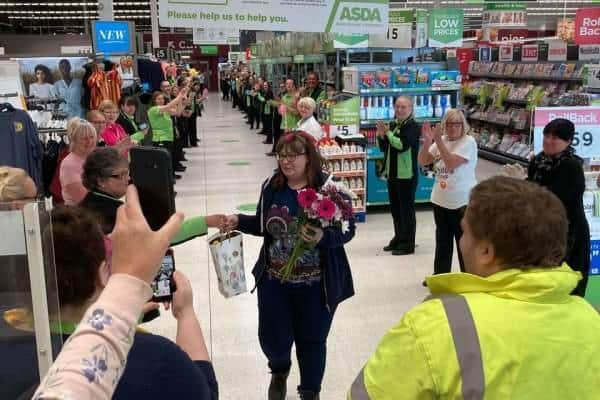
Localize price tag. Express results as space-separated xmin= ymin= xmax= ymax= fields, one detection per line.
xmin=329 ymin=125 xmax=359 ymax=139
xmin=533 ymin=107 xmax=600 ymax=158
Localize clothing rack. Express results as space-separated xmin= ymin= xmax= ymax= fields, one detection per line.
xmin=0 ymin=92 xmax=19 ymax=98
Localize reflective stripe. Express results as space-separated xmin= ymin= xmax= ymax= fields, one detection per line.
xmin=349 ymin=367 xmax=371 ymax=400
xmin=436 ymin=294 xmax=485 ymax=400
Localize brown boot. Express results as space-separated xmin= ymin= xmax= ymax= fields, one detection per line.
xmin=268 ymin=370 xmax=289 ymax=400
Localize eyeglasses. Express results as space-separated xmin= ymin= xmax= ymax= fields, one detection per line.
xmin=108 ymin=170 xmax=129 ymax=180
xmin=276 ymin=152 xmax=306 ymax=162
xmin=446 ymin=122 xmax=463 ymax=128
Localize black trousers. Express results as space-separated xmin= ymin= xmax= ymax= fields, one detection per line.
xmin=262 ymin=111 xmax=273 ymax=137
xmin=271 ymin=112 xmax=283 ymax=153
xmin=387 ymin=177 xmax=418 ymax=250
xmin=433 ymin=204 xmax=466 ymax=275
xmin=232 ymin=91 xmax=238 ymax=108
xmin=189 ymin=114 xmax=199 ymax=146
xmin=249 ymin=106 xmax=260 ymax=129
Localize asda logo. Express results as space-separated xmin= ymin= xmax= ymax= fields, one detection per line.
xmin=340 ymin=7 xmax=382 ymax=22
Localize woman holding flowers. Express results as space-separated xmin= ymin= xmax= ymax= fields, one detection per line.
xmin=224 ymin=132 xmax=355 ymax=400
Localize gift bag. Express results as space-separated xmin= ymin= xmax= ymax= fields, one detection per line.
xmin=208 ymin=231 xmax=247 ymax=298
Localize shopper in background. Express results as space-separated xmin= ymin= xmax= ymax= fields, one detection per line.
xmin=59 ymin=118 xmax=97 ymax=205
xmin=295 ymin=97 xmax=324 ymax=143
xmin=29 ymin=64 xmax=56 ymax=99
xmin=418 ymin=109 xmax=477 ymax=279
xmin=224 ymin=133 xmax=355 ymax=400
xmin=505 ymin=118 xmax=590 ymax=296
xmin=116 ymin=96 xmax=147 ymax=142
xmin=147 ymin=89 xmax=188 ymax=180
xmin=280 ymin=78 xmax=300 ymax=134
xmin=97 ymin=100 xmax=134 ymax=154
xmin=221 ymin=73 xmax=230 ymax=101
xmin=29 ymin=187 xmax=219 ymax=400
xmin=80 ymin=147 xmax=226 ymax=242
xmin=305 ymin=72 xmax=326 ymax=105
xmin=259 ymin=81 xmax=275 ymax=144
xmin=376 ymin=96 xmax=420 ymax=255
xmin=348 ymin=176 xmax=600 ymax=400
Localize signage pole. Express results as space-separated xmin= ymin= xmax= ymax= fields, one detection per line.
xmin=150 ymin=0 xmax=160 ymax=50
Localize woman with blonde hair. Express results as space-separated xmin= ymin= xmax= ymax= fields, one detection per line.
xmin=418 ymin=108 xmax=478 ymax=278
xmin=295 ymin=97 xmax=324 ymax=143
xmin=97 ymin=100 xmax=133 ymax=154
xmin=59 ymin=118 xmax=97 ymax=205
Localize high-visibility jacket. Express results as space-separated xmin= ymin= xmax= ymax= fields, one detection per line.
xmin=349 ymin=264 xmax=600 ymax=400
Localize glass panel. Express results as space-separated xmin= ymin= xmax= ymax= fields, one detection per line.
xmin=0 ymin=200 xmax=61 ymax=399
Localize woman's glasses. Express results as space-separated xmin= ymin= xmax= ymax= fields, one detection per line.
xmin=108 ymin=170 xmax=130 ymax=180
xmin=276 ymin=152 xmax=306 ymax=162
xmin=446 ymin=121 xmax=463 ymax=128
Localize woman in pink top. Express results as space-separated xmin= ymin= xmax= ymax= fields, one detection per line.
xmin=60 ymin=118 xmax=97 ymax=205
xmin=98 ymin=100 xmax=134 ymax=155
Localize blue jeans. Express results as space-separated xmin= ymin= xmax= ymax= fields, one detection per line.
xmin=257 ymin=274 xmax=335 ymax=393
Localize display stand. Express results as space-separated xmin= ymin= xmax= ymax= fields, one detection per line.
xmin=342 ymin=63 xmax=461 ymax=205
xmin=0 ymin=200 xmax=61 ymax=382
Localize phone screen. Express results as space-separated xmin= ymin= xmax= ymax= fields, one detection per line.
xmin=139 ymin=122 xmax=148 ymax=130
xmin=151 ymin=252 xmax=175 ymax=301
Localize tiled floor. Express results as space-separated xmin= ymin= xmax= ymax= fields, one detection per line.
xmin=143 ymin=96 xmax=504 ymax=399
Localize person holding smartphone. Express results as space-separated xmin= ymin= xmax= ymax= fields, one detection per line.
xmin=117 ymin=96 xmax=148 ymax=142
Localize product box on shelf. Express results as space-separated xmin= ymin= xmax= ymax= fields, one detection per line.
xmin=430 ymin=71 xmax=460 ymax=88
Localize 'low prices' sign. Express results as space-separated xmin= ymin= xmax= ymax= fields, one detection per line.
xmin=428 ymin=8 xmax=463 ymax=48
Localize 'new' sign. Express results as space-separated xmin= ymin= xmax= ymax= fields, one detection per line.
xmin=93 ymin=20 xmax=132 ymax=54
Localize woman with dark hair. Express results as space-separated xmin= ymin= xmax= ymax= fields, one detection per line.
xmin=117 ymin=96 xmax=147 ymax=141
xmin=80 ymin=147 xmax=225 ymax=242
xmin=0 ymin=206 xmax=219 ymax=399
xmin=147 ymin=89 xmax=188 ymax=179
xmin=505 ymin=118 xmax=590 ymax=296
xmin=527 ymin=118 xmax=590 ymax=296
xmin=224 ymin=132 xmax=356 ymax=400
xmin=29 ymin=64 xmax=56 ymax=99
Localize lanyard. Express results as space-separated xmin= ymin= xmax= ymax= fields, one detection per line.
xmin=91 ymin=191 xmax=122 ymax=203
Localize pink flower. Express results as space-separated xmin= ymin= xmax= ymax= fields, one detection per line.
xmin=317 ymin=199 xmax=337 ymax=220
xmin=298 ymin=188 xmax=318 ymax=208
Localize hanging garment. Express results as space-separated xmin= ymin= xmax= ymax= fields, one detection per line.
xmin=106 ymin=66 xmax=122 ymax=106
xmin=0 ymin=107 xmax=43 ymax=188
xmin=87 ymin=66 xmax=110 ymax=110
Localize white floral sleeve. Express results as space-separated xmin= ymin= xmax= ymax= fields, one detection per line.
xmin=33 ymin=274 xmax=152 ymax=400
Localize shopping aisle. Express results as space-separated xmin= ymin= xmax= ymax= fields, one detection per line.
xmin=144 ymin=95 xmax=503 ymax=399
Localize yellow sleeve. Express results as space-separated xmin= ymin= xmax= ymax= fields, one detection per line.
xmin=349 ymin=313 xmax=436 ymax=400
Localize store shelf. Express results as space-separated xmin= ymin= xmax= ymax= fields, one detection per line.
xmin=360 ymin=117 xmax=442 ymax=127
xmin=469 ymin=72 xmax=583 ymax=82
xmin=334 ymin=170 xmax=366 ymax=178
xmin=322 ymin=152 xmax=366 ymax=160
xmin=478 ymin=147 xmax=529 ymax=166
xmin=504 ymin=98 xmax=529 ymax=105
xmin=359 ymin=85 xmax=461 ymax=95
xmin=467 ymin=116 xmax=530 ymax=132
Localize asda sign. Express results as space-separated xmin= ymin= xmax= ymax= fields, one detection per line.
xmin=428 ymin=8 xmax=464 ymax=48
xmin=160 ymin=0 xmax=388 ymax=34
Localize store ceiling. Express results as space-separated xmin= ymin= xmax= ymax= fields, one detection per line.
xmin=0 ymin=0 xmax=592 ymax=34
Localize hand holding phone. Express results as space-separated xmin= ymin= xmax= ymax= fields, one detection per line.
xmin=171 ymin=270 xmax=194 ymax=320
xmin=151 ymin=249 xmax=177 ymax=302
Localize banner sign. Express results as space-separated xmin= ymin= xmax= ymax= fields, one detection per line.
xmin=91 ymin=21 xmax=133 ymax=55
xmin=576 ymin=8 xmax=600 ymax=45
xmin=159 ymin=0 xmax=388 ymax=33
xmin=428 ymin=8 xmax=464 ymax=48
xmin=521 ymin=44 xmax=539 ymax=62
xmin=482 ymin=3 xmax=527 ymax=27
xmin=579 ymin=44 xmax=600 ymax=61
xmin=533 ymin=106 xmax=600 ymax=158
xmin=193 ymin=27 xmax=239 ymax=45
xmin=415 ymin=10 xmax=428 ymax=48
xmin=369 ymin=9 xmax=413 ymax=49
xmin=334 ymin=34 xmax=369 ymax=49
xmin=547 ymin=40 xmax=567 ymax=61
xmin=330 ymin=96 xmax=360 ymax=125
xmin=499 ymin=45 xmax=513 ymax=61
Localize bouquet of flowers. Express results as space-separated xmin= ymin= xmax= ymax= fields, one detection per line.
xmin=280 ymin=184 xmax=354 ymax=279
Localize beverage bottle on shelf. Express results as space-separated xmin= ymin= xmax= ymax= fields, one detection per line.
xmin=434 ymin=95 xmax=442 ymax=118
xmin=440 ymin=94 xmax=448 ymax=117
xmin=446 ymin=94 xmax=452 ymax=111
xmin=384 ymin=96 xmax=390 ymax=119
xmin=415 ymin=96 xmax=422 ymax=118
xmin=427 ymin=95 xmax=434 ymax=118
xmin=368 ymin=97 xmax=376 ymax=120
xmin=361 ymin=97 xmax=368 ymax=120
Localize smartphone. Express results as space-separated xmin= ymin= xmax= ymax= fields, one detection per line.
xmin=138 ymin=122 xmax=148 ymax=130
xmin=151 ymin=249 xmax=176 ymax=302
xmin=130 ymin=146 xmax=176 ymax=231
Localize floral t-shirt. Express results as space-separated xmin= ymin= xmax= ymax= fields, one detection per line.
xmin=266 ymin=186 xmax=321 ymax=284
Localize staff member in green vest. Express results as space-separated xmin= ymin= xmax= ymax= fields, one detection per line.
xmin=306 ymin=72 xmax=326 ymax=105
xmin=117 ymin=96 xmax=147 ymax=143
xmin=147 ymin=89 xmax=188 ymax=180
xmin=376 ymin=96 xmax=420 ymax=255
xmin=348 ymin=176 xmax=600 ymax=400
xmin=281 ymin=78 xmax=300 ymax=134
xmin=258 ymin=81 xmax=275 ymax=143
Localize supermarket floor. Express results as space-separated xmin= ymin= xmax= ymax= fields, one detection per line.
xmin=143 ymin=95 xmax=503 ymax=399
